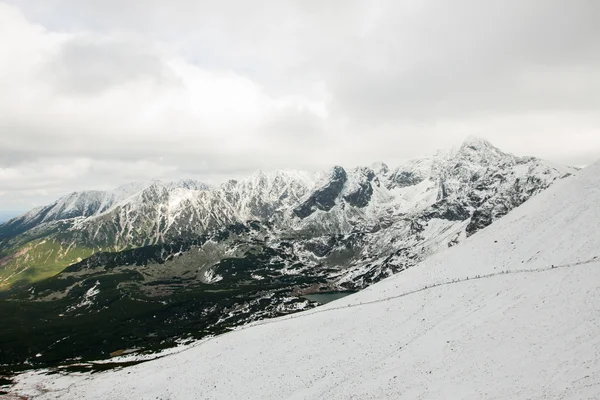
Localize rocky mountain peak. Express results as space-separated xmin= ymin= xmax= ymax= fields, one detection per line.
xmin=342 ymin=167 xmax=376 ymax=208
xmin=455 ymin=135 xmax=507 ymax=165
xmin=460 ymin=135 xmax=496 ymax=150
xmin=370 ymin=162 xmax=389 ymax=176
xmin=168 ymin=179 xmax=210 ymax=191
xmin=329 ymin=165 xmax=347 ymax=181
xmin=293 ymin=166 xmax=347 ymax=219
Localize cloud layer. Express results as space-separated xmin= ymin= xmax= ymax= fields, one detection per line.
xmin=1 ymin=0 xmax=599 ymax=212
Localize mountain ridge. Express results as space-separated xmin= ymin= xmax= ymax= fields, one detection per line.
xmin=0 ymin=137 xmax=576 ymax=289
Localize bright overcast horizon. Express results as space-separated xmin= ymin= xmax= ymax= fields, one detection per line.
xmin=1 ymin=0 xmax=599 ymax=214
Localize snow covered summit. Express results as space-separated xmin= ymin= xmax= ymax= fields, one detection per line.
xmin=11 ymin=160 xmax=600 ymax=398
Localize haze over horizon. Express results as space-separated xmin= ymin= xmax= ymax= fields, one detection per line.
xmin=1 ymin=0 xmax=599 ymax=213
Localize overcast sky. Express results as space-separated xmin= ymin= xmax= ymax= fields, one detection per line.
xmin=1 ymin=0 xmax=599 ymax=215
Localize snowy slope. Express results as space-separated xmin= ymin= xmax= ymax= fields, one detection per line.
xmin=10 ymin=161 xmax=600 ymax=398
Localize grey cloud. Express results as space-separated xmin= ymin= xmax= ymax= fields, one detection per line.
xmin=13 ymin=0 xmax=600 ymax=115
xmin=261 ymin=107 xmax=325 ymax=140
xmin=326 ymin=0 xmax=600 ymax=122
xmin=0 ymin=0 xmax=599 ymax=212
xmin=43 ymin=37 xmax=178 ymax=95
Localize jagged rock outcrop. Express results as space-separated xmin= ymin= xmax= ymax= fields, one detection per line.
xmin=293 ymin=166 xmax=347 ymax=218
xmin=342 ymin=167 xmax=375 ymax=208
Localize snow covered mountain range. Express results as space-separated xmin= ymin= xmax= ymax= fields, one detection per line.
xmin=8 ymin=153 xmax=600 ymax=399
xmin=0 ymin=137 xmax=575 ymax=289
xmin=0 ymin=136 xmax=580 ymax=378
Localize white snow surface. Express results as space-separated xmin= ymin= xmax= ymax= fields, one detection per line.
xmin=10 ymin=160 xmax=600 ymax=398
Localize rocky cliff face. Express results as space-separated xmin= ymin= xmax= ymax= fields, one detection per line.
xmin=293 ymin=166 xmax=347 ymax=218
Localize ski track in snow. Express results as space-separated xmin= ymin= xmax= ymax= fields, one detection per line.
xmin=248 ymin=255 xmax=600 ymax=328
xmin=13 ymin=261 xmax=600 ymax=400
xmin=104 ymin=255 xmax=599 ymax=364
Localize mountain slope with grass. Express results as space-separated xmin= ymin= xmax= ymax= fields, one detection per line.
xmin=9 ymin=159 xmax=600 ymax=399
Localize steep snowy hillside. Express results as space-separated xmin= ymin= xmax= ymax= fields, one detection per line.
xmin=0 ymin=138 xmax=575 ymax=289
xmin=11 ymin=159 xmax=600 ymax=399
